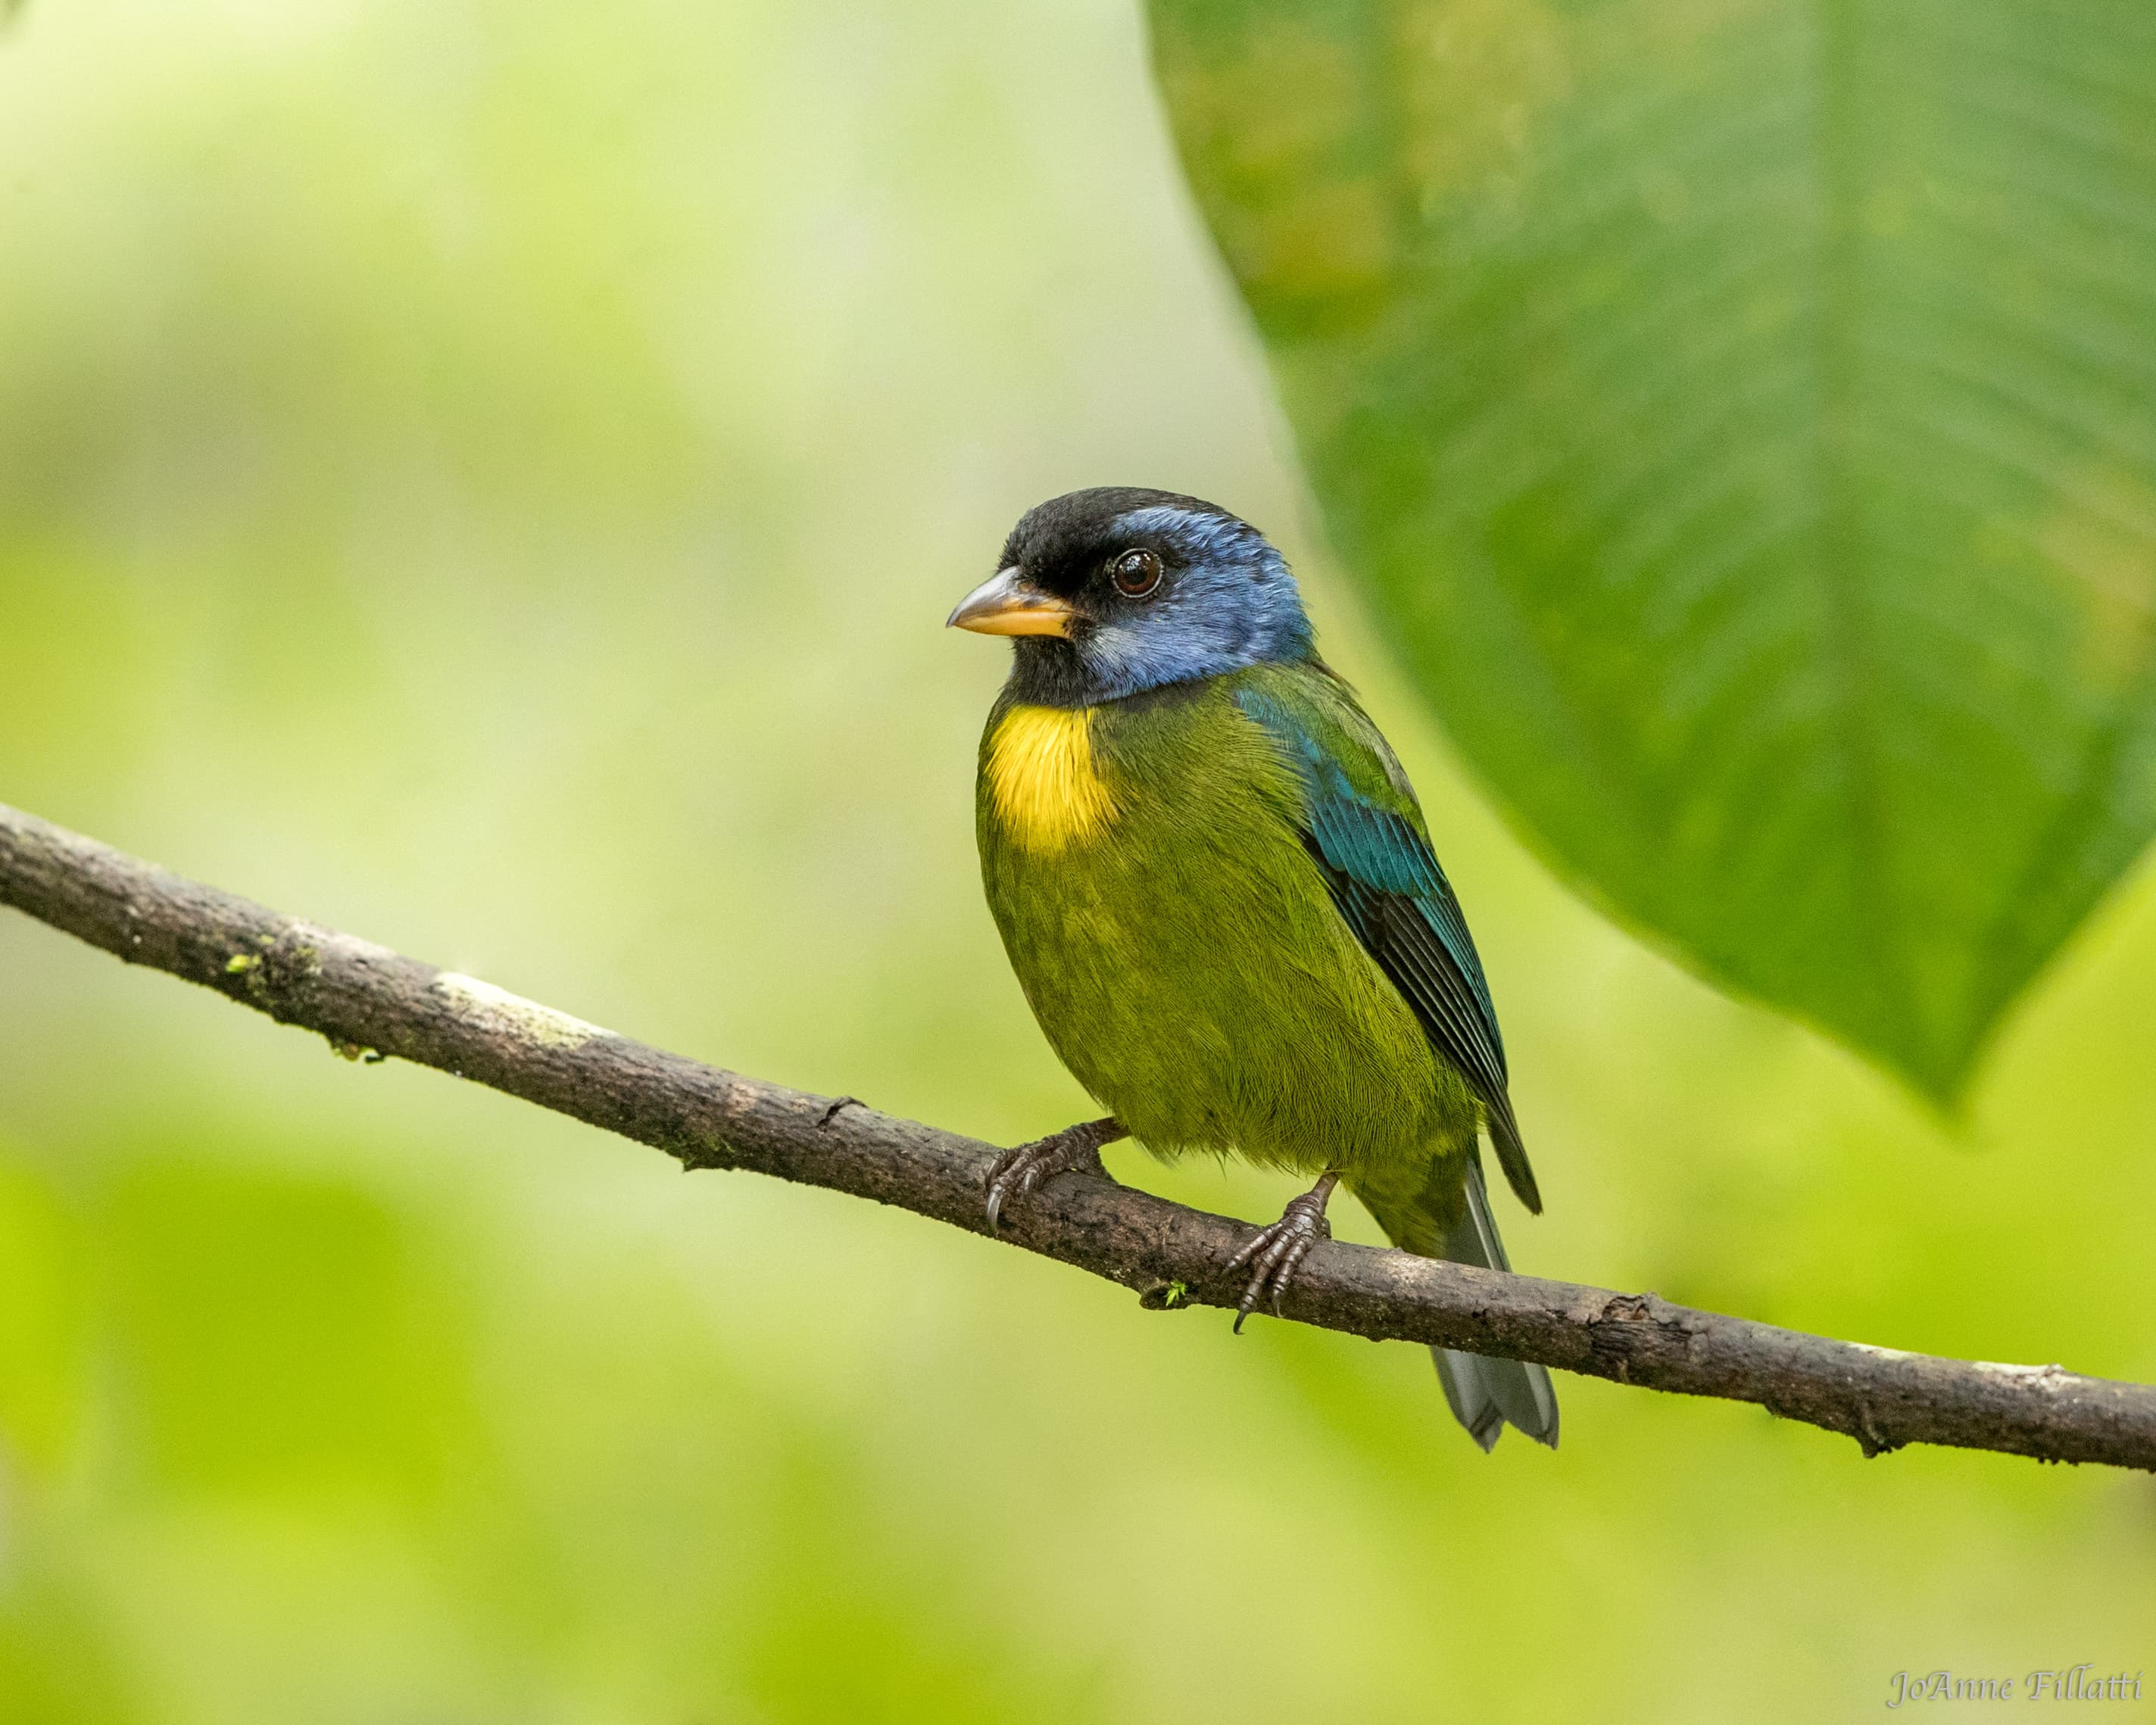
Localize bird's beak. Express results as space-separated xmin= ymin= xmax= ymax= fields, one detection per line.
xmin=946 ymin=567 xmax=1075 ymax=638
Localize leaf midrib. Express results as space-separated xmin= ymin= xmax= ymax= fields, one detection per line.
xmin=1810 ymin=0 xmax=1924 ymax=1071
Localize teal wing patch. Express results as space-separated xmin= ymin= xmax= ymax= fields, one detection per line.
xmin=1236 ymin=681 xmax=1540 ymax=1213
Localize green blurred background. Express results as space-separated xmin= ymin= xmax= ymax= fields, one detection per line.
xmin=0 ymin=0 xmax=2151 ymax=1720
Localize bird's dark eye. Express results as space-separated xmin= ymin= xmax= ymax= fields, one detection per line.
xmin=1110 ymin=547 xmax=1162 ymax=597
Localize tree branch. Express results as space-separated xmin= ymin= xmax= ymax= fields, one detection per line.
xmin=2 ymin=800 xmax=2151 ymax=1472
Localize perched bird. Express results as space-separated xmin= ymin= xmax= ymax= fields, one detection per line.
xmin=949 ymin=487 xmax=1558 ymax=1451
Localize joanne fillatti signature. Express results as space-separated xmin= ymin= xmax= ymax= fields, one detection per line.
xmin=1888 ymin=1667 xmax=2145 ymax=1707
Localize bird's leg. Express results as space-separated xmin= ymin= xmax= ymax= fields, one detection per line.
xmin=1225 ymin=1171 xmax=1340 ymax=1333
xmin=984 ymin=1117 xmax=1125 ymax=1231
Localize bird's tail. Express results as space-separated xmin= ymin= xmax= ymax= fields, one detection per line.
xmin=1353 ymin=1152 xmax=1560 ymax=1452
xmin=1433 ymin=1157 xmax=1559 ymax=1450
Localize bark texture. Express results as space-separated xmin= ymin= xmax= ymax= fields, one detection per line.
xmin=3 ymin=800 xmax=2152 ymax=1471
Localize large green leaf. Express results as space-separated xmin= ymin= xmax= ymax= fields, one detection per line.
xmin=1149 ymin=0 xmax=2156 ymax=1101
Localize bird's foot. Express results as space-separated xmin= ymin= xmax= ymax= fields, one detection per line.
xmin=984 ymin=1117 xmax=1125 ymax=1231
xmin=1225 ymin=1172 xmax=1340 ymax=1333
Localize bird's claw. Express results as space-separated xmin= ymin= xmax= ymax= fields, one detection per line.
xmin=983 ymin=1118 xmax=1122 ymax=1231
xmin=1225 ymin=1179 xmax=1337 ymax=1333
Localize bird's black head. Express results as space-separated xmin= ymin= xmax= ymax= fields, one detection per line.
xmin=947 ymin=488 xmax=1315 ymax=706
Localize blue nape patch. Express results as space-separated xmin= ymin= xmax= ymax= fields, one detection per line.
xmin=1075 ymin=506 xmax=1315 ymax=700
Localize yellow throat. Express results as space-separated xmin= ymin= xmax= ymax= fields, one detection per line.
xmin=985 ymin=704 xmax=1117 ymax=854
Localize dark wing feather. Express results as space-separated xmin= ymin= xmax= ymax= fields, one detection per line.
xmin=1239 ymin=686 xmax=1540 ymax=1213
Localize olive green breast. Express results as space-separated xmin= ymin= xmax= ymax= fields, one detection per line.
xmin=975 ymin=669 xmax=1478 ymax=1176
